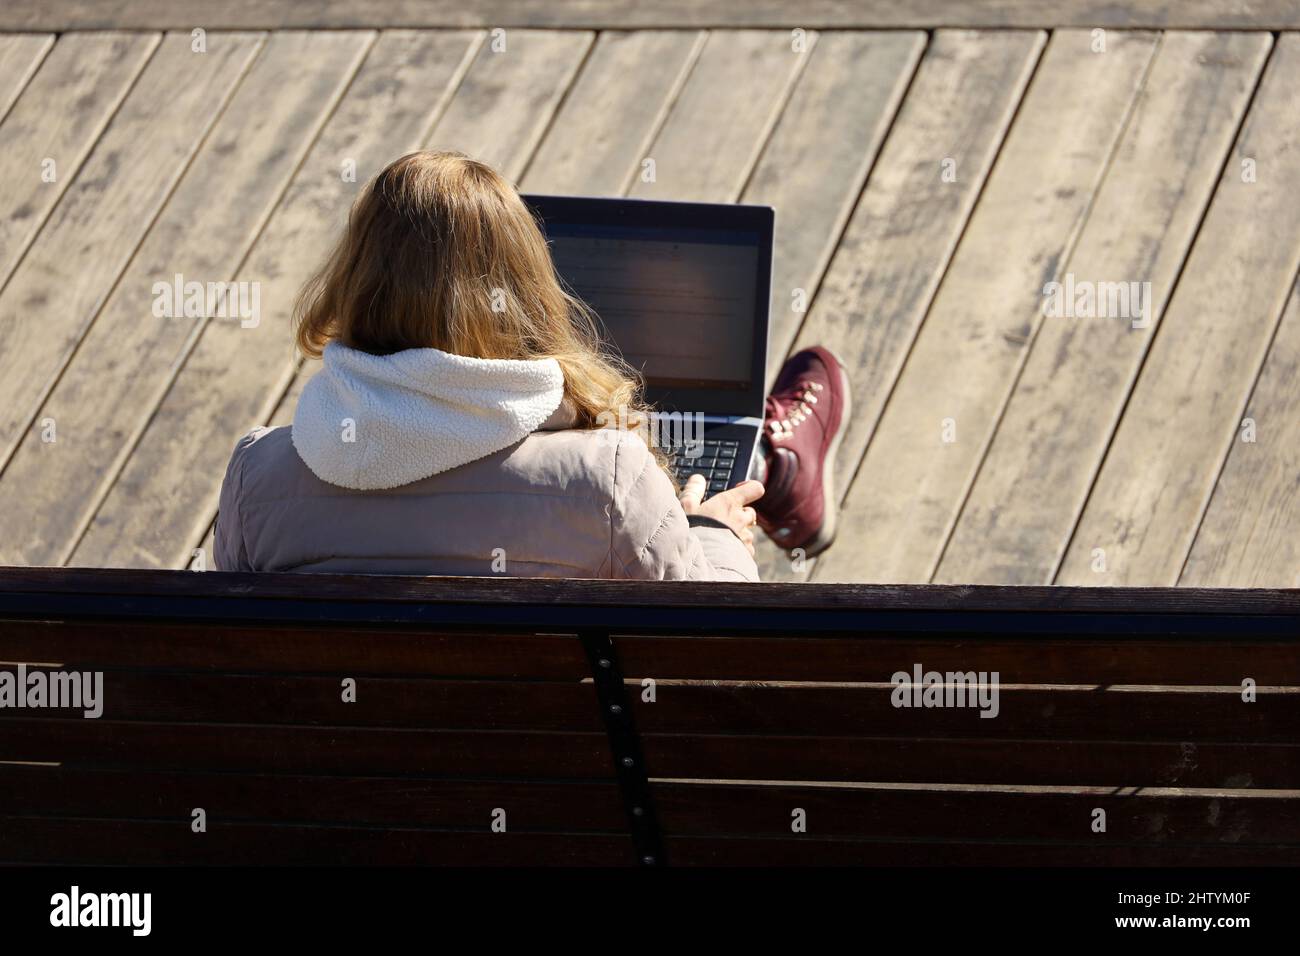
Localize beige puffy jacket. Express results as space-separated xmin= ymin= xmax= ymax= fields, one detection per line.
xmin=214 ymin=343 xmax=759 ymax=581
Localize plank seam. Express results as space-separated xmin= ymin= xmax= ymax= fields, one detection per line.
xmin=729 ymin=29 xmax=820 ymax=203
xmin=612 ymin=30 xmax=708 ymax=197
xmin=930 ymin=30 xmax=1165 ymax=584
xmin=0 ymin=32 xmax=53 ymax=127
xmin=0 ymin=32 xmax=163 ymax=355
xmin=775 ymin=29 xmax=929 ymax=377
xmin=501 ymin=30 xmax=597 ymax=183
xmin=1175 ymin=256 xmax=1300 ymax=586
xmin=0 ymin=31 xmax=267 ymax=485
xmin=511 ymin=28 xmax=602 ymax=187
xmin=1051 ymin=36 xmax=1281 ymax=586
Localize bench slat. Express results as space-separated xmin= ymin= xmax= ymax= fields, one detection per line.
xmin=0 ymin=817 xmax=633 ymax=866
xmin=0 ymin=766 xmax=626 ymax=831
xmin=629 ymin=684 xmax=1298 ymax=741
xmin=0 ymin=719 xmax=613 ymax=778
xmin=652 ymin=782 xmax=1300 ymax=844
xmin=642 ymin=736 xmax=1300 ymax=788
xmin=0 ymin=620 xmax=587 ymax=679
xmin=665 ymin=836 xmax=1300 ymax=866
xmin=0 ymin=670 xmax=600 ymax=731
xmin=6 ymin=767 xmax=1291 ymax=847
xmin=2 ymin=567 xmax=1299 ymax=614
xmin=4 ymin=670 xmax=1291 ymax=741
xmin=614 ymin=634 xmax=1300 ymax=684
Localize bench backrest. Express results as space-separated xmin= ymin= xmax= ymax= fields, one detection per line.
xmin=1 ymin=569 xmax=1296 ymax=866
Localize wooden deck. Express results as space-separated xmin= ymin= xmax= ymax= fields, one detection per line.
xmin=0 ymin=22 xmax=1296 ymax=586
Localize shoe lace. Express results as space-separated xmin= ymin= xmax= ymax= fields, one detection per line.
xmin=764 ymin=380 xmax=824 ymax=442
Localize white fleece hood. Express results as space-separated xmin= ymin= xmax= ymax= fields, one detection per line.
xmin=292 ymin=342 xmax=565 ymax=490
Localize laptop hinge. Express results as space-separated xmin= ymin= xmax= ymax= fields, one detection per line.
xmin=692 ymin=414 xmax=763 ymax=427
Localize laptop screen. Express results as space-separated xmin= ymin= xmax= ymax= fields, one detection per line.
xmin=524 ymin=195 xmax=773 ymax=416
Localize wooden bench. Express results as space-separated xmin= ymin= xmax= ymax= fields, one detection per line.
xmin=0 ymin=568 xmax=1296 ymax=866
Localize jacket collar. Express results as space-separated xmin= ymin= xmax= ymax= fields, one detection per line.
xmin=292 ymin=342 xmax=566 ymax=490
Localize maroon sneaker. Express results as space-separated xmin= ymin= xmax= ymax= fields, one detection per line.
xmin=756 ymin=346 xmax=852 ymax=556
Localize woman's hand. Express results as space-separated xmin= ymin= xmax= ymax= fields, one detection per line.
xmin=679 ymin=474 xmax=765 ymax=556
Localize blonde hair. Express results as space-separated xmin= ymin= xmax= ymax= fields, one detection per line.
xmin=295 ymin=150 xmax=660 ymax=449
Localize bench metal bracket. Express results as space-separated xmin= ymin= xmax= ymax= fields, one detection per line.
xmin=578 ymin=629 xmax=665 ymax=867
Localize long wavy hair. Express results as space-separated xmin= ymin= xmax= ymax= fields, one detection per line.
xmin=295 ymin=150 xmax=661 ymax=457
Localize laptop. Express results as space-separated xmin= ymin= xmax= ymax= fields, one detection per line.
xmin=523 ymin=194 xmax=774 ymax=495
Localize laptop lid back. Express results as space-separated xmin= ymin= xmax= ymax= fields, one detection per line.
xmin=523 ymin=194 xmax=774 ymax=417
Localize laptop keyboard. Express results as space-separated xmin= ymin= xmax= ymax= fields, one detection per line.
xmin=668 ymin=439 xmax=741 ymax=493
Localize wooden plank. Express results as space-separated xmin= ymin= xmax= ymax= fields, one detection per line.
xmin=0 ymin=32 xmax=265 ymax=472
xmin=0 ymin=34 xmax=158 ymax=297
xmin=3 ymin=565 xmax=1300 ymax=616
xmin=1057 ymin=35 xmax=1300 ymax=586
xmin=627 ymin=683 xmax=1298 ymax=741
xmin=0 ymin=33 xmax=52 ymax=123
xmin=6 ymin=617 xmax=1296 ymax=686
xmin=614 ymin=635 xmax=1300 ymax=684
xmin=1181 ymin=289 xmax=1300 ymax=587
xmin=654 ymin=781 xmax=1300 ymax=843
xmin=0 ymin=620 xmax=589 ymax=678
xmin=749 ymin=30 xmax=925 ymax=387
xmin=70 ymin=30 xmax=589 ymax=570
xmin=0 ymin=718 xmax=613 ymax=777
xmin=665 ymin=836 xmax=1299 ymax=866
xmin=0 ymin=670 xmax=602 ymax=731
xmin=758 ymin=29 xmax=1044 ymax=582
xmin=7 ymin=718 xmax=1292 ymax=789
xmin=0 ymin=766 xmax=626 ymax=830
xmin=642 ymin=735 xmax=1300 ymax=788
xmin=816 ymin=30 xmax=1157 ymax=584
xmin=0 ymin=817 xmax=632 ymax=866
xmin=937 ymin=32 xmax=1272 ymax=586
xmin=0 ymin=30 xmax=383 ymax=567
xmin=629 ymin=29 xmax=810 ymax=202
xmin=422 ymin=29 xmax=593 ymax=181
xmin=4 ymin=1 xmax=1300 ymax=31
xmin=7 ymin=771 xmax=1292 ymax=850
xmin=6 ymin=667 xmax=1290 ymax=740
xmin=520 ymin=30 xmax=703 ymax=196
xmin=267 ymin=362 xmax=310 ymax=428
